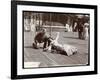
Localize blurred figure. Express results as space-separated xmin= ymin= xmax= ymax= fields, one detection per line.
xmin=73 ymin=22 xmax=77 ymax=32
xmin=83 ymin=23 xmax=89 ymax=40
xmin=65 ymin=23 xmax=69 ymax=32
xmin=24 ymin=18 xmax=31 ymax=31
xmin=77 ymin=20 xmax=84 ymax=39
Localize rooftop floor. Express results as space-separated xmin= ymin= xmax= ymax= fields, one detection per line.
xmin=24 ymin=31 xmax=89 ymax=68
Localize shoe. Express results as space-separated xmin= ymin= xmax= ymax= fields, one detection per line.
xmin=43 ymin=48 xmax=47 ymax=52
xmin=32 ymin=43 xmax=39 ymax=49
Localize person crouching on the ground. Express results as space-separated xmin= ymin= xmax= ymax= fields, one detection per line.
xmin=32 ymin=28 xmax=51 ymax=51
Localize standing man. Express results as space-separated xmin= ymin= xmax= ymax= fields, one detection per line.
xmin=77 ymin=20 xmax=84 ymax=39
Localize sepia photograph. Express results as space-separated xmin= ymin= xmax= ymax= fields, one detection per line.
xmin=23 ymin=11 xmax=90 ymax=68
xmin=11 ymin=1 xmax=97 ymax=79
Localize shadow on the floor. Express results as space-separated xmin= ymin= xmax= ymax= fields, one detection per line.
xmin=50 ymin=50 xmax=77 ymax=56
xmin=63 ymin=36 xmax=79 ymax=40
xmin=24 ymin=46 xmax=33 ymax=48
xmin=24 ymin=46 xmax=43 ymax=50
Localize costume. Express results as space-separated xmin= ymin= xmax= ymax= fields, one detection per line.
xmin=50 ymin=32 xmax=77 ymax=56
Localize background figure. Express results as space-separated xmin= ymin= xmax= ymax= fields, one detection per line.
xmin=30 ymin=19 xmax=36 ymax=32
xmin=83 ymin=23 xmax=89 ymax=40
xmin=65 ymin=23 xmax=69 ymax=32
xmin=30 ymin=18 xmax=36 ymax=40
xmin=73 ymin=22 xmax=77 ymax=32
xmin=77 ymin=21 xmax=84 ymax=39
xmin=24 ymin=18 xmax=31 ymax=31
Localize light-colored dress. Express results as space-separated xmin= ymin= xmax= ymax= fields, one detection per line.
xmin=65 ymin=24 xmax=69 ymax=32
xmin=63 ymin=44 xmax=77 ymax=56
xmin=84 ymin=27 xmax=88 ymax=40
xmin=24 ymin=19 xmax=30 ymax=31
xmin=83 ymin=23 xmax=89 ymax=40
xmin=48 ymin=32 xmax=78 ymax=56
xmin=83 ymin=27 xmax=88 ymax=40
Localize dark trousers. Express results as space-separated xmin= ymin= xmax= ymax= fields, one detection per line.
xmin=78 ymin=31 xmax=83 ymax=39
xmin=43 ymin=37 xmax=51 ymax=49
xmin=33 ymin=37 xmax=51 ymax=49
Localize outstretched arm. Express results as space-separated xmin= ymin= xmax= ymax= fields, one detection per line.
xmin=55 ymin=32 xmax=60 ymax=42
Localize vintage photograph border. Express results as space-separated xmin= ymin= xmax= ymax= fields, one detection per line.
xmin=22 ymin=11 xmax=90 ymax=69
xmin=11 ymin=1 xmax=97 ymax=79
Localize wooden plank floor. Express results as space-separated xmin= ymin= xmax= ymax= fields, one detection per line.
xmin=24 ymin=31 xmax=89 ymax=68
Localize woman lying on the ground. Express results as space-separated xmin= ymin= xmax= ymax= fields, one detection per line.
xmin=47 ymin=32 xmax=78 ymax=56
